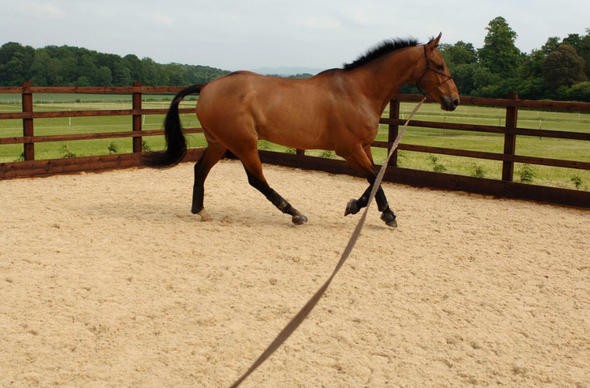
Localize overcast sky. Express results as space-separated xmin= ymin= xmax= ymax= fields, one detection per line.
xmin=1 ymin=0 xmax=588 ymax=71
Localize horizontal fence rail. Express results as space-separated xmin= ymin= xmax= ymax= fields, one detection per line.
xmin=1 ymin=82 xmax=589 ymax=208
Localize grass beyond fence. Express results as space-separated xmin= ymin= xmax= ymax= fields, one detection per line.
xmin=0 ymin=84 xmax=589 ymax=209
xmin=382 ymin=102 xmax=590 ymax=190
xmin=1 ymin=94 xmax=587 ymax=190
xmin=0 ymin=98 xmax=202 ymax=162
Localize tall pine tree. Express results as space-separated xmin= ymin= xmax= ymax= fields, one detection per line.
xmin=478 ymin=17 xmax=521 ymax=77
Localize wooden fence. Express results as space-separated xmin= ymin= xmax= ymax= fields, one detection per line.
xmin=1 ymin=82 xmax=589 ymax=208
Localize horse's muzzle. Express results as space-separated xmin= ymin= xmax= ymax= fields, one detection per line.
xmin=441 ymin=95 xmax=460 ymax=111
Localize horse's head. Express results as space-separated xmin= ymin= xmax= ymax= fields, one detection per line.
xmin=416 ymin=33 xmax=460 ymax=111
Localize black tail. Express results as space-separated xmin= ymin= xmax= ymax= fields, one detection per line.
xmin=142 ymin=84 xmax=202 ymax=167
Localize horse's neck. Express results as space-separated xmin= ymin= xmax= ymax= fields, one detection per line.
xmin=356 ymin=47 xmax=422 ymax=113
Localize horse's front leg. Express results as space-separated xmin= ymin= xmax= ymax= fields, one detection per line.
xmin=344 ymin=178 xmax=397 ymax=227
xmin=344 ymin=184 xmax=371 ymax=216
xmin=339 ymin=144 xmax=397 ymax=227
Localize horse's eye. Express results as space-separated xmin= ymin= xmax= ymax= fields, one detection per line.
xmin=436 ymin=64 xmax=445 ymax=71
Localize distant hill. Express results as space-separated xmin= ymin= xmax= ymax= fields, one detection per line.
xmin=0 ymin=42 xmax=231 ymax=87
xmin=253 ymin=66 xmax=323 ymax=77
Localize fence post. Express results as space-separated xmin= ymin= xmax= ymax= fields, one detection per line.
xmin=296 ymin=149 xmax=305 ymax=163
xmin=387 ymin=98 xmax=400 ymax=167
xmin=502 ymin=92 xmax=518 ymax=181
xmin=132 ymin=81 xmax=142 ymax=153
xmin=21 ymin=82 xmax=34 ymax=161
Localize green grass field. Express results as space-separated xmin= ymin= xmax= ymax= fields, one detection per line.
xmin=1 ymin=94 xmax=589 ymax=190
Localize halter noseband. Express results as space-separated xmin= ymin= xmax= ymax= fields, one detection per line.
xmin=416 ymin=45 xmax=453 ymax=96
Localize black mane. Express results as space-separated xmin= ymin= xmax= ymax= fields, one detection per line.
xmin=343 ymin=38 xmax=419 ymax=70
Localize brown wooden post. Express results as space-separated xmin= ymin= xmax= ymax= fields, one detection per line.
xmin=296 ymin=149 xmax=305 ymax=163
xmin=502 ymin=92 xmax=518 ymax=181
xmin=21 ymin=82 xmax=34 ymax=161
xmin=132 ymin=81 xmax=142 ymax=153
xmin=387 ymin=98 xmax=400 ymax=167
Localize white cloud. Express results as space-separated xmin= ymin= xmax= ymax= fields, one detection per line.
xmin=297 ymin=16 xmax=342 ymax=31
xmin=1 ymin=0 xmax=589 ymax=70
xmin=145 ymin=12 xmax=175 ymax=27
xmin=18 ymin=2 xmax=66 ymax=19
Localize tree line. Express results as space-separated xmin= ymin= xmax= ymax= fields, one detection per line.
xmin=0 ymin=44 xmax=229 ymax=87
xmin=433 ymin=17 xmax=590 ymax=101
xmin=1 ymin=16 xmax=589 ymax=101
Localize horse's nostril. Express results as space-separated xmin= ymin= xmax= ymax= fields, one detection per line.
xmin=453 ymin=98 xmax=460 ymax=107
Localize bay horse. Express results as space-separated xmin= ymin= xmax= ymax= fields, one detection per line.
xmin=143 ymin=33 xmax=459 ymax=227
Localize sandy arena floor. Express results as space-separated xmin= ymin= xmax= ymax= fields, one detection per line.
xmin=1 ymin=160 xmax=589 ymax=387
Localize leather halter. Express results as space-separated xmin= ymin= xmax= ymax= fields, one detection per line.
xmin=416 ymin=44 xmax=454 ymax=96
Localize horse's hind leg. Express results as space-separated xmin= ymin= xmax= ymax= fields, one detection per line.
xmin=191 ymin=140 xmax=226 ymax=220
xmin=238 ymin=147 xmax=307 ymax=225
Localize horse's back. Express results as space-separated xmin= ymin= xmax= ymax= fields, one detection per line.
xmin=199 ymin=71 xmax=330 ymax=105
xmin=196 ymin=71 xmax=343 ymax=149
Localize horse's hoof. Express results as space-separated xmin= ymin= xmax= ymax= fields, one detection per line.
xmin=385 ymin=219 xmax=397 ymax=227
xmin=198 ymin=209 xmax=212 ymax=222
xmin=345 ymin=199 xmax=360 ymax=216
xmin=381 ymin=211 xmax=397 ymax=227
xmin=292 ymin=214 xmax=308 ymax=225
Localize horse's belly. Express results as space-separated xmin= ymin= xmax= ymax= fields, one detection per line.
xmin=259 ymin=124 xmax=332 ymax=150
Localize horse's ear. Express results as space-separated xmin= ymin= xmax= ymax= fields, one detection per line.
xmin=428 ymin=33 xmax=442 ymax=49
xmin=434 ymin=32 xmax=442 ymax=45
